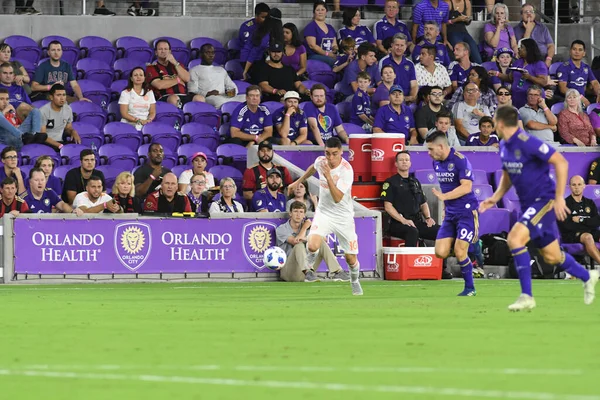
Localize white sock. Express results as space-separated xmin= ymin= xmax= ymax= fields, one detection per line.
xmin=349 ymin=261 xmax=360 ymax=283
xmin=306 ymin=249 xmax=319 ymax=269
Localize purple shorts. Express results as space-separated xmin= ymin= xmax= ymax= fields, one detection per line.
xmin=518 ymin=199 xmax=560 ymax=248
xmin=437 ymin=210 xmax=479 ymax=244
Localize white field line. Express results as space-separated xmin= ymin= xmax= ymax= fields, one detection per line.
xmin=0 ymin=368 xmax=596 ymax=400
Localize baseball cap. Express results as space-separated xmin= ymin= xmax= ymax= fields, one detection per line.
xmin=283 ymin=91 xmax=300 ymax=101
xmin=191 ymin=152 xmax=207 ymax=162
xmin=258 ymin=140 xmax=273 ymax=150
xmin=494 ymin=47 xmax=514 ymax=58
xmin=267 ymin=168 xmax=282 ymax=178
xmin=390 ymin=85 xmax=404 ymax=94
xmin=269 ymin=41 xmax=284 ymax=52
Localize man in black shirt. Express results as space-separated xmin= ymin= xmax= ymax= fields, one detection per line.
xmin=255 ymin=41 xmax=310 ymax=103
xmin=134 ymin=143 xmax=171 ymax=200
xmin=559 ymin=175 xmax=600 ymax=264
xmin=62 ymin=149 xmax=105 ymax=205
xmin=414 ymin=86 xmax=449 ymax=144
xmin=588 ymin=157 xmax=600 ymax=184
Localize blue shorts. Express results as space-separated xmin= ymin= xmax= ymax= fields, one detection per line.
xmin=518 ymin=199 xmax=560 ymax=248
xmin=437 ymin=210 xmax=479 ymax=244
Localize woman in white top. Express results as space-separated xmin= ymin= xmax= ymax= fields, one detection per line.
xmin=209 ymin=177 xmax=244 ymax=215
xmin=118 ymin=67 xmax=156 ymax=130
xmin=177 ymin=151 xmax=216 ymax=194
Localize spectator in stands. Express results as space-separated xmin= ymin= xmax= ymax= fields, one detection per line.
xmin=588 ymin=157 xmax=600 ymax=184
xmin=488 ymin=47 xmax=513 ymax=91
xmin=0 ymin=177 xmax=28 ymax=217
xmin=448 ymin=66 xmax=498 ymax=114
xmin=0 ymin=44 xmax=30 ymax=91
xmin=0 ymin=63 xmax=32 ymax=118
xmin=448 ymin=42 xmax=475 ymax=93
xmin=241 ymin=7 xmax=284 ymax=81
xmin=134 ymin=143 xmax=170 ymax=200
xmin=229 ymin=85 xmax=273 ymax=147
xmin=304 ymin=84 xmax=348 ymax=146
xmin=559 ymin=175 xmax=600 ymax=265
xmin=126 ymin=1 xmax=156 ymax=16
xmin=332 ymin=37 xmax=355 ymax=76
xmin=467 ymin=116 xmax=499 ymax=147
xmin=255 ymin=42 xmax=310 ymax=103
xmin=62 ymin=149 xmax=106 ymax=204
xmin=73 ymin=175 xmax=120 ymax=213
xmin=373 ymin=0 xmax=413 ymax=55
xmin=252 ymin=168 xmax=287 ymax=212
xmin=373 ymin=85 xmax=417 ymax=143
xmin=412 ymin=22 xmax=451 ymax=68
xmin=372 ymin=65 xmax=396 ymax=111
xmin=558 ymin=88 xmax=597 ymax=146
xmin=119 ymin=67 xmax=156 ymax=131
xmin=0 ymin=146 xmax=26 ymax=196
xmin=39 ymin=84 xmax=80 ymax=149
xmin=443 ymin=0 xmax=481 ymax=64
xmin=482 ymin=3 xmax=518 ymax=61
xmin=454 ymin=82 xmax=491 ymax=141
xmin=340 ymin=43 xmax=380 ymax=98
xmin=239 ymin=3 xmax=270 ymax=50
xmin=412 ymin=0 xmax=450 ymax=44
xmin=178 ymin=151 xmax=215 ymax=194
xmin=24 ymin=168 xmax=78 ymax=214
xmin=514 ymin=3 xmax=555 ymax=65
xmin=349 ymin=72 xmax=374 ymax=131
xmin=425 ymin=110 xmax=460 ymax=147
xmin=557 ymin=40 xmax=600 ymax=107
xmin=209 ymin=177 xmax=244 ymax=214
xmin=147 ymin=40 xmax=203 ymax=108
xmin=0 ymin=88 xmax=42 ymax=149
xmin=187 ymin=172 xmax=211 ymax=215
xmin=415 ymin=86 xmax=449 ymax=143
xmin=272 ymin=91 xmax=310 ymax=146
xmin=30 ymin=41 xmax=89 ymax=103
xmin=415 ymin=45 xmax=452 ymax=95
xmin=143 ymin=172 xmax=191 ymax=214
xmin=35 ymin=155 xmax=61 ymax=195
xmin=338 ymin=8 xmax=376 ymax=48
xmin=93 ymin=0 xmax=116 ymax=15
xmin=112 ymin=171 xmax=142 ymax=213
xmin=276 ymin=201 xmax=345 ymax=282
xmin=282 ymin=23 xmax=307 ymax=77
xmin=519 ymin=85 xmax=557 ymax=142
xmin=188 ymin=44 xmax=245 ymax=109
xmin=378 ymin=34 xmax=417 ymax=103
xmin=286 ymin=181 xmax=317 ymax=212
xmin=242 ymin=140 xmax=293 ymax=201
xmin=304 ymin=1 xmax=339 ymax=67
xmin=15 ymin=0 xmax=41 ymax=15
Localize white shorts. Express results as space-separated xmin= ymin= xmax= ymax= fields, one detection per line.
xmin=309 ymin=212 xmax=359 ymax=255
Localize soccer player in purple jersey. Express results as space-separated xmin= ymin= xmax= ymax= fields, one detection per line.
xmin=426 ymin=131 xmax=480 ymax=296
xmin=479 ymin=107 xmax=599 ymax=311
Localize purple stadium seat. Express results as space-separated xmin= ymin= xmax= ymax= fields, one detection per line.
xmin=180 ymin=122 xmax=220 ymax=151
xmin=481 ymin=61 xmax=496 ymax=71
xmin=99 ymin=144 xmax=138 ymax=170
xmin=226 ymin=38 xmax=241 ymax=60
xmin=107 ymin=100 xmax=122 ymax=122
xmin=209 ymin=164 xmax=243 ymax=189
xmin=190 ymin=37 xmax=227 ymax=65
xmin=4 ymin=35 xmax=41 ymax=64
xmin=225 ymin=60 xmax=244 ymax=81
xmin=472 ymin=169 xmax=489 ymax=185
xmin=219 ymin=123 xmax=230 ymax=139
xmin=14 ymin=58 xmax=35 ymax=78
xmin=220 ymin=101 xmax=242 ymax=124
xmin=113 ymin=58 xmax=145 ymax=80
xmin=549 ymin=62 xmax=562 ymax=76
xmin=138 ymin=143 xmax=177 ymax=169
xmin=342 ymin=123 xmax=366 ymax=134
xmin=216 ymin=143 xmax=247 ymax=171
xmin=19 ymin=164 xmax=33 ymax=178
xmin=42 ymin=35 xmax=79 ymax=66
xmin=104 ymin=122 xmax=143 ymax=151
xmin=478 ymin=208 xmax=511 ymax=235
xmin=79 ymin=36 xmax=117 ymax=66
xmin=178 ymin=143 xmax=217 ymax=169
xmin=414 ymin=169 xmax=437 ymax=184
xmin=71 ymin=101 xmax=107 ymax=128
xmin=142 ymin=122 xmax=182 ymax=152
xmin=551 ymin=103 xmax=564 ymax=114
xmin=587 ymin=103 xmax=600 ymax=114
xmin=182 ymin=102 xmax=220 ymax=127
xmin=153 ymin=37 xmax=190 ymax=66
xmin=21 ymin=144 xmax=61 ymax=166
xmin=583 ymin=185 xmax=600 ymax=208
xmin=94 ymin=165 xmax=121 ymax=193
xmin=155 ymin=102 xmax=184 ymax=128
xmin=110 ymin=79 xmax=128 ymax=102
xmin=261 ymin=101 xmax=282 ymax=114
xmin=336 ymin=102 xmax=351 ymax=123
xmin=171 ymin=164 xmax=189 ymax=177
xmin=72 ymin=122 xmax=104 ymax=148
xmin=76 ymin=58 xmax=115 ymax=88
xmin=77 ymin=80 xmax=110 ymax=109
xmin=340 ymin=0 xmax=368 ymax=6
xmin=115 ymin=36 xmax=153 ymax=63
xmin=307 ymin=59 xmax=337 ymax=89
xmin=472 ymin=184 xmax=495 ymax=206
xmin=187 ymin=59 xmax=203 ymax=70
xmin=307 ymin=79 xmax=335 ymax=103
xmin=298 ymin=102 xmax=308 ymax=110
xmin=60 ymin=144 xmax=89 ymax=166
xmin=53 ymin=164 xmax=71 ymax=183
xmin=233 ymin=80 xmax=250 ymax=94
xmin=31 ymin=100 xmax=49 ymax=109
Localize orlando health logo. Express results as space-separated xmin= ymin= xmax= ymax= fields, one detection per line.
xmin=114 ymin=222 xmax=152 ymax=271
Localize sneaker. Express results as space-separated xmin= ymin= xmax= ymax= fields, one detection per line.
xmin=473 ymin=267 xmax=485 ymax=278
xmin=331 ymin=269 xmax=350 ymax=282
xmin=138 ymin=7 xmax=156 ymax=16
xmin=15 ymin=8 xmax=29 ymax=14
xmin=441 ymin=269 xmax=453 ymax=279
xmin=457 ymin=288 xmax=476 ymax=296
xmin=508 ymin=294 xmax=536 ymax=312
xmin=127 ymin=4 xmax=138 ymax=16
xmin=584 ymin=269 xmax=599 ymax=305
xmin=93 ymin=6 xmax=116 ymax=15
xmin=304 ymin=270 xmax=320 ymax=283
xmin=351 ymin=281 xmax=363 ymax=296
xmin=26 ymin=7 xmax=42 ymax=14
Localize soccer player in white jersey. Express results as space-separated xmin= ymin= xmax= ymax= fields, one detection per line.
xmin=287 ymin=137 xmax=363 ymax=295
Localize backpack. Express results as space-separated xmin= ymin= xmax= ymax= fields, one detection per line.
xmin=480 ymin=233 xmax=511 ymax=265
xmin=508 ymin=245 xmax=562 ymax=279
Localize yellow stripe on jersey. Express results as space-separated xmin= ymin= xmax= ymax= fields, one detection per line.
xmin=531 ymin=200 xmax=554 ymax=226
xmin=454 ymin=151 xmax=464 ymax=159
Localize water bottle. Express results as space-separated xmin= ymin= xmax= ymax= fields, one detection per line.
xmin=91 ymin=142 xmax=97 ymax=154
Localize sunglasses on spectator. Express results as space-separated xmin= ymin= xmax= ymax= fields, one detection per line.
xmin=498 ymin=91 xmax=511 ymax=96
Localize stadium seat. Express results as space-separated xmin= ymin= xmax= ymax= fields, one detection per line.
xmin=261 ymin=101 xmax=282 ymax=114
xmin=77 ymin=80 xmax=110 ymax=109
xmin=190 ymin=37 xmax=227 ymax=65
xmin=583 ymin=185 xmax=600 ymax=208
xmin=4 ymin=35 xmax=41 ymax=64
xmin=99 ymin=144 xmax=138 ymax=170
xmin=142 ymin=122 xmax=182 ymax=152
xmin=225 ymin=60 xmax=244 ymax=81
xmin=180 ymin=122 xmax=220 ymax=151
xmin=481 ymin=61 xmax=496 ymax=71
xmin=233 ymin=80 xmax=250 ymax=94
xmin=155 ymin=102 xmax=185 ymax=128
xmin=182 ymin=102 xmax=220 ymax=127
xmin=340 ymin=0 xmax=368 ymax=6
xmin=226 ymin=38 xmax=241 ymax=60
xmin=21 ymin=144 xmax=61 ymax=166
xmin=342 ymin=123 xmax=366 ymax=134
xmin=219 ymin=123 xmax=230 ymax=139
xmin=113 ymin=58 xmax=145 ymax=80
xmin=94 ymin=165 xmax=122 ymax=193
xmin=115 ymin=36 xmax=153 ymax=63
xmin=307 ymin=59 xmax=337 ymax=89
xmin=587 ymin=103 xmax=600 ymax=114
xmin=336 ymin=102 xmax=351 ymax=123
xmin=19 ymin=164 xmax=33 ymax=179
xmin=107 ymin=100 xmax=122 ymax=122
xmin=72 ymin=122 xmax=104 ymax=148
xmin=60 ymin=144 xmax=89 ymax=166
xmin=414 ymin=169 xmax=437 ymax=184
xmin=216 ymin=143 xmax=247 ymax=171
xmin=171 ymin=164 xmax=189 ymax=177
xmin=210 ymin=164 xmax=243 ymax=192
xmin=79 ymin=36 xmax=117 ymax=66
xmin=137 ymin=143 xmax=177 ymax=169
xmin=41 ymin=35 xmax=79 ymax=66
xmin=14 ymin=58 xmax=35 ymax=79
xmin=549 ymin=62 xmax=562 ymax=76
xmin=76 ymin=58 xmax=115 ymax=88
xmin=188 ymin=59 xmax=203 ymax=70
xmin=53 ymin=164 xmax=71 ymax=183
xmin=31 ymin=100 xmax=49 ymax=109
xmin=153 ymin=37 xmax=190 ymax=66
xmin=472 ymin=169 xmax=489 ymax=185
xmin=551 ymin=103 xmax=564 ymax=114
xmin=104 ymin=122 xmax=144 ymax=152
xmin=177 ymin=143 xmax=217 ymax=169
xmin=71 ymin=101 xmax=108 ymax=128
xmin=220 ymin=101 xmax=242 ymax=124
xmin=472 ymin=184 xmax=495 ymax=206
xmin=478 ymin=208 xmax=511 ymax=235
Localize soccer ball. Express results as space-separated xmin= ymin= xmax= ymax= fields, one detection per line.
xmin=264 ymin=247 xmax=287 ymax=270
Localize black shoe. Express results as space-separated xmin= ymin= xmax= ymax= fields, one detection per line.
xmin=442 ymin=270 xmax=453 ymax=280
xmin=33 ymin=132 xmax=48 ymax=144
xmin=127 ymin=4 xmax=138 ymax=16
xmin=93 ymin=6 xmax=116 ymax=15
xmin=138 ymin=7 xmax=155 ymax=16
xmin=21 ymin=133 xmax=34 ymax=145
xmin=27 ymin=7 xmax=42 ymax=14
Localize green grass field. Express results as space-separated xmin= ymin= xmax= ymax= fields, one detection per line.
xmin=0 ymin=280 xmax=598 ymax=400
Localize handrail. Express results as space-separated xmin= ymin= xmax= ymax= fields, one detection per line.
xmin=592 ymin=17 xmax=600 ymax=59
xmin=554 ymin=0 xmax=558 ymax=49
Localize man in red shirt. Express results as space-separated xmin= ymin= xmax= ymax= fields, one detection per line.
xmin=143 ymin=172 xmax=192 ymax=214
xmin=242 ymin=140 xmax=293 ymax=202
xmin=146 ymin=40 xmax=205 ymax=108
xmin=0 ymin=177 xmax=29 ymax=217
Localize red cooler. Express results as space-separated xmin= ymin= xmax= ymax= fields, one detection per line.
xmin=371 ymin=133 xmax=405 ymax=182
xmin=348 ymin=134 xmax=372 ymax=182
xmin=383 ymin=247 xmax=442 ymax=280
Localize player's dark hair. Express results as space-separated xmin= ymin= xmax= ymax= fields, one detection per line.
xmin=494 ymin=106 xmax=519 ymax=127
xmin=357 ymin=71 xmax=371 ymax=81
xmin=520 ymin=38 xmax=542 ymax=64
xmin=87 ymin=175 xmax=103 ymax=185
xmin=313 ymin=0 xmax=327 ymax=12
xmin=1 ymin=146 xmax=17 ymax=159
xmin=325 ymin=137 xmax=342 ymax=149
xmin=154 ymin=39 xmax=171 ymax=50
xmin=436 ymin=109 xmax=453 ymax=122
xmin=357 ymin=43 xmax=376 ymax=58
xmin=2 ymin=177 xmax=16 ymax=187
xmin=255 ymin=2 xmax=270 ymax=15
xmin=0 ymin=88 xmax=8 ymax=95
xmin=49 ymin=83 xmax=66 ymax=96
xmin=48 ymin=40 xmax=62 ymax=50
xmin=29 ymin=167 xmax=45 ymax=180
xmin=342 ymin=7 xmax=359 ymax=27
xmin=310 ymin=83 xmax=327 ymax=95
xmin=571 ymin=39 xmax=586 ymax=51
xmin=80 ymin=149 xmax=94 ymax=160
xmin=0 ymin=62 xmax=13 ymax=70
xmin=421 ymin=45 xmax=436 ymax=58
xmin=395 ymin=150 xmax=410 ymax=161
xmin=246 ymin=85 xmax=261 ymax=95
xmin=148 ymin=143 xmax=163 ymax=154
xmin=479 ymin=116 xmax=494 ymax=128
xmin=425 ymin=130 xmax=448 ymax=143
xmin=289 ymin=200 xmax=307 ymax=212
xmin=283 ymin=23 xmax=303 ymax=48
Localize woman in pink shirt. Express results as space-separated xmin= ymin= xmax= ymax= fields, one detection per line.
xmin=558 ymin=88 xmax=597 ymax=146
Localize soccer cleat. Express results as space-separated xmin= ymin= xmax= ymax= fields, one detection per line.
xmin=508 ymin=294 xmax=536 ymax=312
xmin=351 ymin=281 xmax=363 ymax=296
xmin=27 ymin=7 xmax=42 ymax=14
xmin=304 ymin=270 xmax=320 ymax=283
xmin=584 ymin=269 xmax=599 ymax=305
xmin=331 ymin=269 xmax=350 ymax=282
xmin=457 ymin=288 xmax=476 ymax=296
xmin=138 ymin=7 xmax=156 ymax=16
xmin=127 ymin=4 xmax=138 ymax=16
